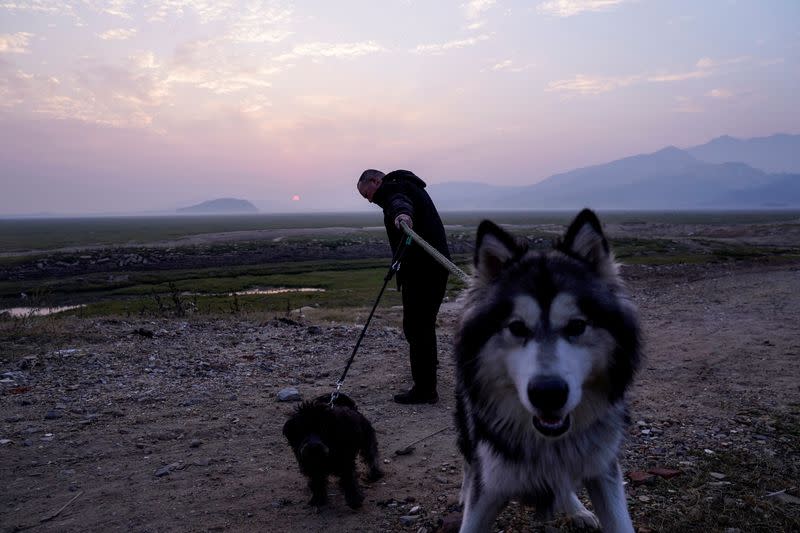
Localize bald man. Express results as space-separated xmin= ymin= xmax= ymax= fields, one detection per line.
xmin=357 ymin=169 xmax=450 ymax=404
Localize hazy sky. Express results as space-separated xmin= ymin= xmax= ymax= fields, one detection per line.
xmin=1 ymin=0 xmax=798 ymax=215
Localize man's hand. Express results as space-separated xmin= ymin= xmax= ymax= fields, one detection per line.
xmin=394 ymin=213 xmax=412 ymax=230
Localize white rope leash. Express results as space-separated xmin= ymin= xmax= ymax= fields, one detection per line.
xmin=399 ymin=221 xmax=471 ymax=284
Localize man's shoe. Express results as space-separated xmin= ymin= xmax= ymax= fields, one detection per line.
xmin=393 ymin=388 xmax=438 ymax=405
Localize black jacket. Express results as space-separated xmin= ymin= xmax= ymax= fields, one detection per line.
xmin=372 ymin=170 xmax=450 ymax=286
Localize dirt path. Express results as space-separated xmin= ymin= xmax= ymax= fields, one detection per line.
xmin=2 ymin=261 xmax=799 ymax=532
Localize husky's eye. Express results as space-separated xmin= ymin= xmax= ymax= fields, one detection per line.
xmin=507 ymin=320 xmax=530 ymax=338
xmin=564 ymin=318 xmax=587 ymax=338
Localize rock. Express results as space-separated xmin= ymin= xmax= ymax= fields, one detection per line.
xmin=277 ymin=387 xmax=301 ymax=402
xmin=399 ymin=515 xmax=418 ymax=526
xmin=648 ymin=467 xmax=682 ymax=479
xmin=18 ymin=357 xmax=38 ymax=370
xmin=190 ymin=439 xmax=203 ymax=448
xmin=154 ymin=462 xmax=181 ymax=477
xmin=133 ymin=328 xmax=155 ymax=338
xmin=766 ymin=491 xmax=800 ymax=505
xmin=436 ymin=513 xmax=462 ymax=533
xmin=2 ymin=371 xmax=27 ymax=382
xmin=409 ymin=505 xmax=421 ymax=515
xmin=181 ymin=397 xmax=205 ymax=407
xmin=627 ymin=471 xmax=655 ymax=485
xmin=709 ymin=472 xmax=727 ymax=480
xmin=44 ymin=410 xmax=63 ymax=420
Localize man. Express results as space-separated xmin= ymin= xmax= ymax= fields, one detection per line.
xmin=357 ymin=169 xmax=450 ymax=404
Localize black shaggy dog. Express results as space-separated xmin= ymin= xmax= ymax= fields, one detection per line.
xmin=282 ymin=393 xmax=383 ymax=509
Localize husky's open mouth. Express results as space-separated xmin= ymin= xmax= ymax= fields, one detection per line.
xmin=532 ymin=413 xmax=571 ymax=437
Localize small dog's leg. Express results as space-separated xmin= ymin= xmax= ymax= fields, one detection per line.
xmin=308 ymin=475 xmax=328 ymax=507
xmin=340 ymin=469 xmax=364 ymax=509
xmin=360 ymin=422 xmax=384 ymax=481
xmin=584 ymin=461 xmax=634 ymax=533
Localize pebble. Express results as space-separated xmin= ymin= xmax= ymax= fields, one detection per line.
xmin=399 ymin=515 xmax=418 ymax=526
xmin=44 ymin=410 xmax=62 ymax=420
xmin=628 ymin=471 xmax=655 ymax=485
xmin=767 ymin=492 xmax=800 ymax=505
xmin=154 ymin=462 xmax=181 ymax=477
xmin=190 ymin=438 xmax=203 ymax=448
xmin=648 ymin=467 xmax=682 ymax=479
xmin=438 ymin=513 xmax=462 ymax=533
xmin=277 ymin=387 xmax=302 ymax=402
xmin=409 ymin=505 xmax=421 ymax=515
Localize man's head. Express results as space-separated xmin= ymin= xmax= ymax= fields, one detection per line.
xmin=357 ymin=169 xmax=385 ymax=203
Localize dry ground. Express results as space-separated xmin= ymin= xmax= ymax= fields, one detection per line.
xmin=2 ymin=259 xmax=799 ymax=532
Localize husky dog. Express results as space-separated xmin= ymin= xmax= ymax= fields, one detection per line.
xmin=283 ymin=393 xmax=384 ymax=509
xmin=454 ymin=209 xmax=641 ymax=533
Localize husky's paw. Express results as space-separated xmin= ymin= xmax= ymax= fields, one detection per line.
xmin=569 ymin=508 xmax=601 ymax=530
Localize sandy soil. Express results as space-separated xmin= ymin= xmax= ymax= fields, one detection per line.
xmin=2 ymin=258 xmax=799 ymax=532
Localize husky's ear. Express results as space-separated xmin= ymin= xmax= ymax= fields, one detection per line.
xmin=559 ymin=209 xmax=617 ymax=277
xmin=474 ymin=220 xmax=522 ymax=281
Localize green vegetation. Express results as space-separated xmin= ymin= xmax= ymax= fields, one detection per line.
xmin=2 ymin=210 xmax=799 ymax=319
xmin=3 ymin=209 xmax=799 ymax=253
xmin=0 ymin=255 xmax=469 ymax=319
xmin=0 ymin=213 xmax=384 ymax=252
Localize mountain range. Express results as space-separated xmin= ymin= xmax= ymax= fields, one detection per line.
xmin=428 ymin=133 xmax=800 ymax=209
xmin=177 ymin=198 xmax=259 ymax=214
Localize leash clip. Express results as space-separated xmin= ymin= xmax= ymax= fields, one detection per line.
xmin=329 ymin=381 xmax=343 ymax=407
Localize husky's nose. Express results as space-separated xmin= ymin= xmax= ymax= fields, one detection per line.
xmin=527 ymin=377 xmax=569 ymax=412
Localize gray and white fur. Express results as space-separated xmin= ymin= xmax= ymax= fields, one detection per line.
xmin=454 ymin=209 xmax=641 ymax=533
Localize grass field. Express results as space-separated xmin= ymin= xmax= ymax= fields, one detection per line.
xmin=2 ymin=209 xmax=800 ymax=252
xmin=2 ymin=209 xmax=799 ymax=320
xmin=0 ymin=256 xmax=471 ymax=319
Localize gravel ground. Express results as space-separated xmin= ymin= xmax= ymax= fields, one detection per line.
xmin=1 ymin=259 xmax=799 ymax=532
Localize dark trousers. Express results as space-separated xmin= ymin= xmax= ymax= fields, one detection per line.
xmin=400 ymin=268 xmax=448 ymax=393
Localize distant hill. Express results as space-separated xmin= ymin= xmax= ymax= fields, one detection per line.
xmin=687 ymin=133 xmax=800 ymax=174
xmin=177 ymin=198 xmax=259 ymax=214
xmin=428 ymin=135 xmax=800 ymax=209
